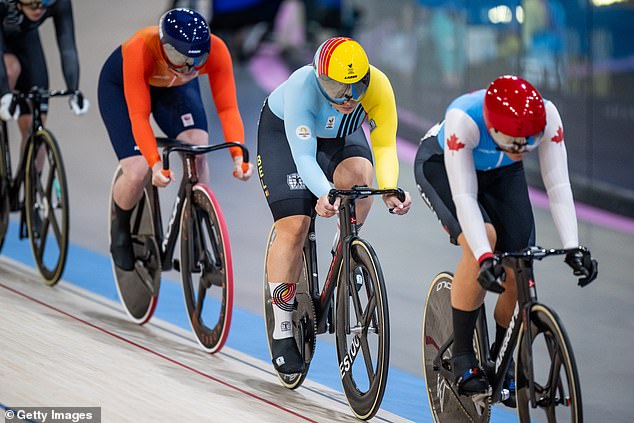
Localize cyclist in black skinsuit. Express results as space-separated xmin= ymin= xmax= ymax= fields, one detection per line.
xmin=0 ymin=0 xmax=88 ymax=137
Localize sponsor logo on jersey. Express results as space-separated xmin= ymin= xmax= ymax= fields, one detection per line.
xmin=181 ymin=113 xmax=194 ymax=127
xmin=368 ymin=118 xmax=377 ymax=132
xmin=287 ymin=173 xmax=306 ymax=190
xmin=295 ymin=125 xmax=312 ymax=140
xmin=326 ymin=116 xmax=336 ymax=129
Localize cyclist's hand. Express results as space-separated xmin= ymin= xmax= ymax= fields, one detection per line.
xmin=382 ymin=190 xmax=412 ymax=215
xmin=477 ymin=256 xmax=505 ymax=293
xmin=316 ymin=194 xmax=339 ymax=218
xmin=152 ymin=161 xmax=173 ymax=188
xmin=69 ymin=91 xmax=89 ymax=116
xmin=0 ymin=93 xmax=19 ymax=120
xmin=232 ymin=156 xmax=253 ymax=181
xmin=565 ymin=248 xmax=598 ymax=287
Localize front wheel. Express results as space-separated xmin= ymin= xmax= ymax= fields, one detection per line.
xmin=24 ymin=129 xmax=69 ymax=285
xmin=180 ymin=185 xmax=233 ymax=353
xmin=422 ymin=272 xmax=491 ymax=422
xmin=516 ymin=304 xmax=582 ymax=423
xmin=335 ymin=239 xmax=389 ymax=420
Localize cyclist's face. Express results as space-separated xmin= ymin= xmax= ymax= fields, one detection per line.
xmin=489 ymin=128 xmax=532 ymax=160
xmin=331 ymin=99 xmax=358 ymax=115
xmin=18 ymin=1 xmax=47 ymax=21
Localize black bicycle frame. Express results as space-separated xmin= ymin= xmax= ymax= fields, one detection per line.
xmin=303 ymin=186 xmax=404 ymax=335
xmin=0 ymin=88 xmax=72 ymax=227
xmin=141 ymin=138 xmax=249 ymax=272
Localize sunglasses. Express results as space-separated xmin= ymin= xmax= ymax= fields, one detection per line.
xmin=19 ymin=0 xmax=54 ymax=10
xmin=162 ymin=43 xmax=208 ymax=74
xmin=317 ymin=71 xmax=370 ymax=105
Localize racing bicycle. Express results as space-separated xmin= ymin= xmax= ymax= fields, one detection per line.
xmin=0 ymin=87 xmax=74 ymax=285
xmin=263 ymin=185 xmax=405 ymax=420
xmin=422 ymin=246 xmax=595 ymax=422
xmin=108 ymin=137 xmax=249 ymax=353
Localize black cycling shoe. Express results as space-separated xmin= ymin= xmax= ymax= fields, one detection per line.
xmin=110 ymin=209 xmax=134 ymax=271
xmin=501 ymin=358 xmax=516 ymax=408
xmin=271 ymin=337 xmax=305 ymax=374
xmin=453 ymin=353 xmax=491 ymax=396
xmin=30 ymin=212 xmax=43 ymax=239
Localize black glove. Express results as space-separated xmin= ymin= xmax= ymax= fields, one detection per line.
xmin=565 ymin=248 xmax=598 ymax=287
xmin=477 ymin=257 xmax=505 ymax=293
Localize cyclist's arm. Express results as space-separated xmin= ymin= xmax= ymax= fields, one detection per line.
xmin=360 ymin=65 xmax=398 ymax=189
xmin=203 ymin=35 xmax=244 ymax=158
xmin=0 ymin=6 xmax=10 ymax=94
xmin=538 ymin=101 xmax=578 ymax=248
xmin=52 ymin=0 xmax=79 ymax=91
xmin=443 ymin=108 xmax=493 ymax=261
xmin=283 ymin=79 xmax=331 ymax=198
xmin=122 ymin=37 xmax=158 ymax=167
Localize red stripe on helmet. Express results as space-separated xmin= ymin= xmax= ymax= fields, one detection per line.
xmin=318 ymin=37 xmax=349 ymax=76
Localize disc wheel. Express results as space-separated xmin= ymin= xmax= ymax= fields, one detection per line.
xmin=109 ymin=167 xmax=161 ymax=324
xmin=263 ymin=225 xmax=316 ymax=389
xmin=422 ymin=272 xmax=491 ymax=422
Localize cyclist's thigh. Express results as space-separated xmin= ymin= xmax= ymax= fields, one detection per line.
xmin=414 ymin=135 xmax=490 ymax=246
xmin=257 ymin=99 xmax=316 ymax=222
xmin=151 ymin=79 xmax=207 ymax=138
xmin=478 ymin=161 xmax=535 ymax=252
xmin=316 ymin=126 xmax=373 ymax=182
xmin=98 ymin=47 xmax=139 ymax=161
xmin=10 ymin=30 xmax=49 ymax=114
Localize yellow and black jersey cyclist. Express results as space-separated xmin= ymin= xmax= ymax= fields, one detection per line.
xmin=257 ymin=36 xmax=412 ymax=374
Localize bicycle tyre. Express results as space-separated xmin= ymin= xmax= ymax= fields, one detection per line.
xmin=335 ymin=239 xmax=389 ymax=420
xmin=422 ymin=272 xmax=491 ymax=423
xmin=109 ymin=167 xmax=161 ymax=324
xmin=24 ymin=129 xmax=69 ymax=285
xmin=0 ymin=122 xmax=9 ymax=253
xmin=516 ymin=303 xmax=582 ymax=423
xmin=180 ymin=184 xmax=233 ymax=353
xmin=262 ymin=225 xmax=316 ymax=389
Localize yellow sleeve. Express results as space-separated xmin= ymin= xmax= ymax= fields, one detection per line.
xmin=360 ymin=65 xmax=399 ymax=189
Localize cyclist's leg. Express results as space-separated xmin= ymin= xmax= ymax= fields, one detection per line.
xmin=257 ymin=99 xmax=313 ymax=374
xmin=414 ymin=134 xmax=493 ymax=394
xmin=12 ymin=30 xmax=49 ymax=143
xmin=150 ymin=79 xmax=209 ymax=182
xmin=317 ymin=126 xmax=374 ymax=223
xmin=98 ymin=47 xmax=148 ymax=270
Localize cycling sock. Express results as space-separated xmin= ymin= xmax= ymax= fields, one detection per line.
xmin=269 ymin=282 xmax=296 ymax=339
xmin=492 ymin=323 xmax=508 ymax=359
xmin=112 ymin=202 xmax=133 ymax=232
xmin=452 ymin=307 xmax=480 ymax=356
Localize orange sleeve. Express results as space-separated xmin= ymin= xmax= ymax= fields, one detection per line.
xmin=203 ymin=35 xmax=244 ymax=158
xmin=122 ymin=36 xmax=160 ymax=167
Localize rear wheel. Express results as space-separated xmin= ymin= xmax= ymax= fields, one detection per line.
xmin=109 ymin=167 xmax=161 ymax=324
xmin=180 ymin=185 xmax=233 ymax=353
xmin=24 ymin=129 xmax=69 ymax=285
xmin=422 ymin=272 xmax=491 ymax=422
xmin=335 ymin=239 xmax=389 ymax=421
xmin=516 ymin=304 xmax=582 ymax=423
xmin=263 ymin=225 xmax=316 ymax=389
xmin=0 ymin=122 xmax=9 ymax=253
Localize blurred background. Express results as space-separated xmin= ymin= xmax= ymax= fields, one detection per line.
xmin=171 ymin=0 xmax=634 ymax=216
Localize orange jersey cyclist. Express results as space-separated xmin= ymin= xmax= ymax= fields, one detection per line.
xmin=0 ymin=0 xmax=88 ymax=135
xmin=98 ymin=8 xmax=253 ymax=271
xmin=257 ymin=36 xmax=412 ymax=374
xmin=414 ymin=75 xmax=598 ymax=402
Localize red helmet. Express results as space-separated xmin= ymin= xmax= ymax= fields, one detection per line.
xmin=483 ymin=75 xmax=546 ymax=137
